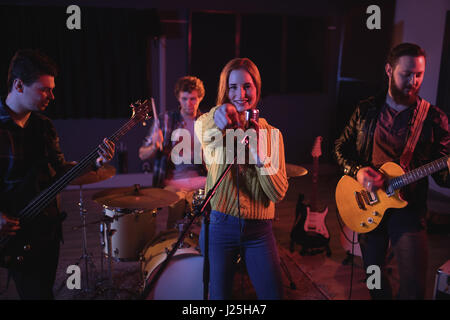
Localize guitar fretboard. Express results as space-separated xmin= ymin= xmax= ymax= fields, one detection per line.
xmin=389 ymin=155 xmax=449 ymax=190
xmin=17 ymin=111 xmax=147 ymax=224
xmin=311 ymin=157 xmax=319 ymax=212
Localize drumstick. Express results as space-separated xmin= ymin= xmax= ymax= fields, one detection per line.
xmin=151 ymin=98 xmax=163 ymax=151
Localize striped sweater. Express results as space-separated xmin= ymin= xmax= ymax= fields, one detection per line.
xmin=194 ymin=105 xmax=288 ymax=220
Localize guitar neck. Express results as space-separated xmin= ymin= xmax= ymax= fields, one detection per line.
xmin=18 ymin=116 xmax=141 ymax=224
xmin=311 ymin=157 xmax=319 ymax=212
xmin=389 ymin=155 xmax=449 ymax=191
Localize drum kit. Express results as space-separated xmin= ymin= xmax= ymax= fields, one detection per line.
xmin=68 ymin=165 xmax=207 ymax=299
xmin=67 ymin=162 xmax=307 ymax=299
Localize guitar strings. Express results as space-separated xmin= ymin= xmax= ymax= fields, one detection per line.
xmin=19 ymin=118 xmax=137 ymax=221
xmin=17 ymin=113 xmax=144 ymax=223
xmin=0 ymin=105 xmax=149 ymax=252
xmin=390 ymin=155 xmax=449 ymax=190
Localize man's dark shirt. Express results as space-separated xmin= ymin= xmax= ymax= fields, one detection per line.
xmin=0 ymin=97 xmax=70 ymax=222
xmin=372 ymin=102 xmax=413 ymax=168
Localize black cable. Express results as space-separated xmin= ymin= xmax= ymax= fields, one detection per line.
xmin=334 ymin=208 xmax=356 ymax=300
xmin=236 ymin=162 xmax=244 ymax=297
xmin=335 ymin=208 xmax=358 ymax=245
xmin=348 ymin=230 xmax=355 ymax=300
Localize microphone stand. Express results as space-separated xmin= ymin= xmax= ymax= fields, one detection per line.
xmin=141 ymin=155 xmax=237 ymax=300
xmin=141 ymin=114 xmax=259 ymax=300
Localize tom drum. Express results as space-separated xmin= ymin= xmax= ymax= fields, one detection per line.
xmin=101 ymin=206 xmax=157 ymax=261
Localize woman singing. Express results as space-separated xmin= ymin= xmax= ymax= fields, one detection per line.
xmin=195 ymin=58 xmax=288 ymax=299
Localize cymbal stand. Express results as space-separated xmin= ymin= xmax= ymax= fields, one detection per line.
xmin=76 ymin=184 xmax=97 ymax=293
xmin=105 ymin=216 xmax=114 ymax=287
xmin=99 ymin=221 xmax=105 ymax=281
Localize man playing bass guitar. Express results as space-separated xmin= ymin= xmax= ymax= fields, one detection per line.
xmin=0 ymin=49 xmax=115 ymax=299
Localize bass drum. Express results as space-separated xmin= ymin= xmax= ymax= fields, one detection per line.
xmin=140 ymin=230 xmax=204 ymax=300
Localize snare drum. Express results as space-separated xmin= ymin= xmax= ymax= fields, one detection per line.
xmin=140 ymin=230 xmax=204 ymax=300
xmin=102 ymin=206 xmax=157 ymax=261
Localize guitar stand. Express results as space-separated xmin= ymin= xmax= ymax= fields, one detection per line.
xmin=291 ymin=236 xmax=332 ymax=257
xmin=300 ymin=245 xmax=332 ymax=257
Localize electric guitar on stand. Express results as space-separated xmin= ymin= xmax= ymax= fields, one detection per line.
xmin=290 ymin=136 xmax=331 ymax=256
xmin=304 ymin=136 xmax=330 ymax=239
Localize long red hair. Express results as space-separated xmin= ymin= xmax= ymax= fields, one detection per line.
xmin=216 ymin=58 xmax=261 ymax=107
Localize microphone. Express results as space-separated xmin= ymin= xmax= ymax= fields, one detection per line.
xmin=245 ymin=108 xmax=259 ymax=129
xmin=240 ymin=108 xmax=260 ymax=148
xmin=244 ymin=108 xmax=266 ymax=167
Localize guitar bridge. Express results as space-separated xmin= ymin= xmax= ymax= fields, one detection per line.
xmin=361 ymin=190 xmax=379 ymax=206
xmin=354 ymin=191 xmax=366 ymax=210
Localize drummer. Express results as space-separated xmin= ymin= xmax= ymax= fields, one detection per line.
xmin=139 ymin=76 xmax=207 ymax=229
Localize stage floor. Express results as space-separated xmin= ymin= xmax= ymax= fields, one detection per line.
xmin=1 ymin=164 xmax=449 ymax=300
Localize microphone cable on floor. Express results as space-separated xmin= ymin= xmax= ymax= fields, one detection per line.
xmin=335 ymin=208 xmax=358 ymax=300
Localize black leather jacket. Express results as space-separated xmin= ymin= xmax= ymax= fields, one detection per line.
xmin=334 ymin=92 xmax=450 ymax=209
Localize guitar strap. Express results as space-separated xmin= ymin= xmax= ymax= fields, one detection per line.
xmin=400 ymin=98 xmax=430 ymax=169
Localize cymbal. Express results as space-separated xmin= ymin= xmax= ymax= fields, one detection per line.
xmin=286 ymin=163 xmax=308 ymax=178
xmin=70 ymin=164 xmax=116 ymax=185
xmin=164 ymin=176 xmax=206 ymax=192
xmin=92 ymin=185 xmax=180 ymax=209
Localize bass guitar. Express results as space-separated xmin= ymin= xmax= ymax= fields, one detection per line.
xmin=0 ymin=100 xmax=151 ymax=268
xmin=335 ymin=155 xmax=450 ymax=233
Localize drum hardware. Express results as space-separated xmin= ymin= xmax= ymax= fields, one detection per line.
xmin=101 ymin=215 xmax=115 ymax=290
xmin=65 ymin=164 xmax=116 ymax=294
xmin=92 ymin=185 xmax=174 ymax=262
xmin=92 ymin=184 xmax=180 ymax=209
xmin=94 ymin=214 xmax=140 ymax=299
xmin=71 ymin=213 xmax=116 ymax=298
xmin=97 ymin=206 xmax=157 ymax=261
xmin=71 ymin=204 xmax=145 ymax=299
xmin=71 ymin=184 xmax=98 ymax=293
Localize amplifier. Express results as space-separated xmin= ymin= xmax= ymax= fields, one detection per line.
xmin=433 ymin=260 xmax=450 ymax=300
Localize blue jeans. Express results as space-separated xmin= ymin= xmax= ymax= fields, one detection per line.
xmin=200 ymin=210 xmax=283 ymax=300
